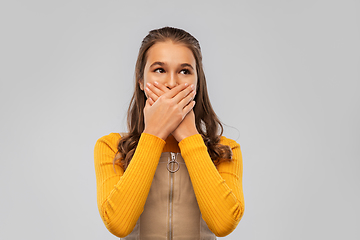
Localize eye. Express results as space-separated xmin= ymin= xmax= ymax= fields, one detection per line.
xmin=180 ymin=69 xmax=190 ymax=74
xmin=154 ymin=68 xmax=165 ymax=73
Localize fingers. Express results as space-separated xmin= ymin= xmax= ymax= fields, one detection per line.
xmin=148 ymin=97 xmax=155 ymax=106
xmin=153 ymin=81 xmax=170 ymax=93
xmin=172 ymin=84 xmax=195 ymax=104
xmin=162 ymin=83 xmax=192 ymax=99
xmin=145 ymin=86 xmax=159 ymax=102
xmin=145 ymin=81 xmax=169 ymax=102
xmin=178 ymin=88 xmax=196 ymax=110
xmin=145 ymin=82 xmax=196 ymax=110
xmin=146 ymin=82 xmax=194 ymax=102
xmin=182 ymin=101 xmax=196 ymax=115
xmin=145 ymin=82 xmax=164 ymax=99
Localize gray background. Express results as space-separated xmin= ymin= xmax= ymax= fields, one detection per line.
xmin=0 ymin=0 xmax=359 ymax=239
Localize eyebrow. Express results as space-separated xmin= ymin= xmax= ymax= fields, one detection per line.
xmin=149 ymin=61 xmax=194 ymax=70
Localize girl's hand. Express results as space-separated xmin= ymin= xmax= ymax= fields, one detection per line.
xmin=145 ymin=81 xmax=170 ymax=105
xmin=172 ymin=109 xmax=199 ymax=142
xmin=145 ymin=82 xmax=199 ymax=142
xmin=143 ymin=82 xmax=196 ymax=141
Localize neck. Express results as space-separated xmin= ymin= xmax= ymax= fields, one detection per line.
xmin=162 ymin=134 xmax=180 ymax=153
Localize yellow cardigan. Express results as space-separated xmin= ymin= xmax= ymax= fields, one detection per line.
xmin=94 ymin=133 xmax=245 ymax=238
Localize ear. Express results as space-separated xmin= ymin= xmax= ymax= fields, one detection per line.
xmin=139 ymin=80 xmax=144 ymax=91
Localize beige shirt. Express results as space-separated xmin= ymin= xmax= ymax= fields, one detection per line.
xmin=121 ymin=152 xmax=216 ymax=240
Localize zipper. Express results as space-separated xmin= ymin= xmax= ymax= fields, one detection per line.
xmin=168 ymin=152 xmax=179 ymax=240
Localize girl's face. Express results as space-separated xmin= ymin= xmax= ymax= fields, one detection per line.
xmin=140 ymin=40 xmax=197 ymax=92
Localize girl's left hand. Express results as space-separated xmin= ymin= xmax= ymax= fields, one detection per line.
xmin=145 ymin=82 xmax=199 ymax=142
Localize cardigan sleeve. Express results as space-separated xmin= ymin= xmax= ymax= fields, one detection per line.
xmin=178 ymin=134 xmax=245 ymax=237
xmin=94 ymin=132 xmax=165 ymax=238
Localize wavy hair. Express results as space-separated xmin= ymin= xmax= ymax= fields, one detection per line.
xmin=113 ymin=26 xmax=232 ymax=171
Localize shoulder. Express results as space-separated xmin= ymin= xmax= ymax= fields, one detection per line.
xmin=96 ymin=132 xmax=122 ymax=143
xmin=94 ymin=132 xmax=122 ymax=153
xmin=219 ymin=135 xmax=241 ymax=150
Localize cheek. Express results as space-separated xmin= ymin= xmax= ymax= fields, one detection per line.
xmin=190 ymin=76 xmax=198 ymax=89
xmin=144 ymin=72 xmax=165 ymax=84
xmin=181 ymin=73 xmax=197 ymax=84
xmin=143 ymin=73 xmax=155 ymax=87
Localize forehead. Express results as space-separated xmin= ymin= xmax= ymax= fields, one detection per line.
xmin=146 ymin=41 xmax=196 ymax=66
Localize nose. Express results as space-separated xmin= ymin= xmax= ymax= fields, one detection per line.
xmin=165 ymin=73 xmax=178 ymax=89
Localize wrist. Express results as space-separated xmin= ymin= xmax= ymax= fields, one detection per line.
xmin=143 ymin=128 xmax=168 ymax=141
xmin=173 ymin=129 xmax=199 ymax=142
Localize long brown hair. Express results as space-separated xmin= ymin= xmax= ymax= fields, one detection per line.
xmin=113 ymin=26 xmax=232 ymax=171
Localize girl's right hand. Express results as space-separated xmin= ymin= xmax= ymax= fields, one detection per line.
xmin=143 ymin=82 xmax=196 ymax=141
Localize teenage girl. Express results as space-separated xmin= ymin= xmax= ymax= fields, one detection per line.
xmin=94 ymin=26 xmax=245 ymax=239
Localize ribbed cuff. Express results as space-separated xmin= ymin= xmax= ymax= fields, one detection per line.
xmin=140 ymin=132 xmax=166 ymax=146
xmin=178 ymin=134 xmax=206 ymax=156
xmin=134 ymin=133 xmax=166 ymax=159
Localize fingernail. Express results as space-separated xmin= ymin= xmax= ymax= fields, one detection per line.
xmin=154 ymin=81 xmax=158 ymax=85
xmin=145 ymin=87 xmax=150 ymax=91
xmin=190 ymin=84 xmax=194 ymax=89
xmin=185 ymin=83 xmax=188 ymax=86
xmin=193 ymin=91 xmax=196 ymax=96
xmin=146 ymin=82 xmax=151 ymax=87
